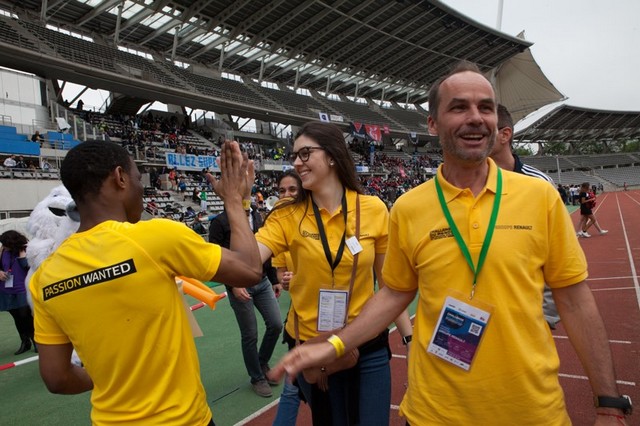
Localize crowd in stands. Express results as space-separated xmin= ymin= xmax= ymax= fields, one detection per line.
xmin=2 ymin=154 xmax=45 ymax=172
xmin=3 ymin=108 xmax=637 ymax=229
xmin=84 ymin=111 xmax=221 ymax=158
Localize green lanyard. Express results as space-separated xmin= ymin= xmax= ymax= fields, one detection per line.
xmin=434 ymin=168 xmax=502 ymax=299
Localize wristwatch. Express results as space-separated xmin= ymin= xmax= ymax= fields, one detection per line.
xmin=402 ymin=335 xmax=412 ymax=346
xmin=594 ymin=395 xmax=632 ymax=415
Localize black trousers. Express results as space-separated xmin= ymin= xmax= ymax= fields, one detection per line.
xmin=8 ymin=305 xmax=34 ymax=339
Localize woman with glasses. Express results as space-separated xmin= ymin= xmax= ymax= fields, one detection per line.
xmin=254 ymin=122 xmax=412 ymax=425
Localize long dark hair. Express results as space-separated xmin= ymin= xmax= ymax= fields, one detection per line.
xmin=0 ymin=230 xmax=28 ymax=255
xmin=295 ymin=122 xmax=363 ymax=194
xmin=265 ymin=123 xmax=362 ymax=233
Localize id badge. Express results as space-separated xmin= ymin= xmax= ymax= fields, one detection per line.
xmin=4 ymin=273 xmax=13 ymax=288
xmin=427 ymin=291 xmax=493 ymax=371
xmin=345 ymin=236 xmax=363 ymax=255
xmin=317 ymin=289 xmax=349 ymax=332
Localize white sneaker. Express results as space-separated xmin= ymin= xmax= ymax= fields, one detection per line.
xmin=576 ymin=231 xmax=583 ymax=237
xmin=599 ymin=230 xmax=608 ymax=235
xmin=582 ymin=232 xmax=592 ymax=238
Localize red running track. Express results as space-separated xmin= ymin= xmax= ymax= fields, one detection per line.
xmin=560 ymin=190 xmax=640 ymax=425
xmin=241 ymin=190 xmax=640 ymax=426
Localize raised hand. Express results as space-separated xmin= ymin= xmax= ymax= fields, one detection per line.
xmin=207 ymin=141 xmax=253 ymax=204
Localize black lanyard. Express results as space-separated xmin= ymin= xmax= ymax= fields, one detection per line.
xmin=312 ymin=192 xmax=348 ymax=285
xmin=434 ymin=168 xmax=502 ymax=299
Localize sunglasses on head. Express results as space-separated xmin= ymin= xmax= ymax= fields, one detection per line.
xmin=288 ymin=146 xmax=325 ymax=163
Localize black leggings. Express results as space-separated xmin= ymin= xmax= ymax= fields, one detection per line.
xmin=8 ymin=305 xmax=34 ymax=339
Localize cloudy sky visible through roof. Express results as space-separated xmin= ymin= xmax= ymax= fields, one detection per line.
xmin=441 ymin=0 xmax=640 ymax=112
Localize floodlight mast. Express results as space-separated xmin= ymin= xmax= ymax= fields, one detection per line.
xmin=496 ymin=0 xmax=505 ymax=30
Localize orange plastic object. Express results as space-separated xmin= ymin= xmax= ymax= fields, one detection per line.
xmin=177 ymin=276 xmax=227 ymax=310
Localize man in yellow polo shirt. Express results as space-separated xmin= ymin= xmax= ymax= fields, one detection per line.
xmin=270 ymin=62 xmax=631 ymax=424
xmin=30 ymin=141 xmax=262 ymax=426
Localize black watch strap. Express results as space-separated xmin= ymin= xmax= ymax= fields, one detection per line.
xmin=402 ymin=335 xmax=412 ymax=345
xmin=595 ymin=395 xmax=632 ymax=415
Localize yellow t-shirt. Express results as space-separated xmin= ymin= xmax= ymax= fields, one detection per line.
xmin=256 ymin=189 xmax=388 ymax=340
xmin=30 ymin=219 xmax=221 ymax=426
xmin=383 ymin=159 xmax=587 ymax=425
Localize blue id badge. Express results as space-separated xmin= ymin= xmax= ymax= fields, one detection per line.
xmin=427 ymin=292 xmax=493 ymax=371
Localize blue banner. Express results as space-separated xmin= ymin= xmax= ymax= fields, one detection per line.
xmin=165 ymin=153 xmax=220 ymax=172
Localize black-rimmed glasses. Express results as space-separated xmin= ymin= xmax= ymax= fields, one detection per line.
xmin=288 ymin=146 xmax=325 ymax=163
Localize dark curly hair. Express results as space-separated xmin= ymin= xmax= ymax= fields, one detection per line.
xmin=61 ymin=141 xmax=133 ymax=204
xmin=0 ymin=230 xmax=28 ymax=254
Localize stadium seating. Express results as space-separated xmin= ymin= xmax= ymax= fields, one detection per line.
xmin=520 ymin=155 xmax=573 ymax=171
xmin=254 ymin=86 xmax=327 ymax=117
xmin=326 ymin=99 xmax=390 ymax=125
xmin=592 ymin=166 xmax=640 ymax=186
xmin=18 ymin=20 xmax=119 ymax=73
xmin=0 ymin=126 xmax=39 ymax=155
xmin=173 ymin=67 xmax=275 ymax=110
xmin=380 ymin=107 xmax=428 ymax=132
xmin=0 ymin=18 xmax=37 ymax=51
xmin=45 ymin=132 xmax=81 ymax=150
xmin=564 ymin=153 xmax=637 ymax=168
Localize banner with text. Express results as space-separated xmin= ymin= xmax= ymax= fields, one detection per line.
xmin=166 ymin=153 xmax=220 ymax=172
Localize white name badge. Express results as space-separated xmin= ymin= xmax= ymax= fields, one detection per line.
xmin=317 ymin=289 xmax=349 ymax=332
xmin=345 ymin=236 xmax=363 ymax=255
xmin=427 ymin=295 xmax=491 ymax=371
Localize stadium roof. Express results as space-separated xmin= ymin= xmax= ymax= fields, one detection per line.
xmin=514 ymin=104 xmax=640 ymax=143
xmin=2 ymin=0 xmax=532 ymax=104
xmin=490 ymin=34 xmax=566 ymax=123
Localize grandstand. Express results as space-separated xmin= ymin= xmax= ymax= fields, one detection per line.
xmin=519 ymin=152 xmax=640 ymax=188
xmin=0 ymin=0 xmax=638 ymax=222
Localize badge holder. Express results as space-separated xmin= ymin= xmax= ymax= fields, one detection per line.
xmin=427 ymin=289 xmax=494 ymax=371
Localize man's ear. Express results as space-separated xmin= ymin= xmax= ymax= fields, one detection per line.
xmin=502 ymin=127 xmax=513 ymax=146
xmin=113 ymin=166 xmax=127 ymax=189
xmin=428 ymin=116 xmax=438 ymax=136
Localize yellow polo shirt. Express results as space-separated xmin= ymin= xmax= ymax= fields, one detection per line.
xmin=31 ymin=219 xmax=220 ymax=426
xmin=256 ymin=189 xmax=388 ymax=340
xmin=272 ymin=252 xmax=293 ymax=271
xmin=383 ymin=159 xmax=586 ymax=425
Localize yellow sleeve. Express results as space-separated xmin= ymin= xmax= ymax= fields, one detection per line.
xmin=30 ymin=269 xmax=70 ymax=345
xmin=382 ymin=202 xmax=419 ymax=292
xmin=255 ymin=210 xmax=290 ymax=258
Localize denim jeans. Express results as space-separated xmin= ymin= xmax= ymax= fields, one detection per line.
xmin=226 ymin=276 xmax=283 ymax=383
xmin=273 ymin=373 xmax=301 ymax=426
xmin=297 ymin=346 xmax=391 ymax=426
